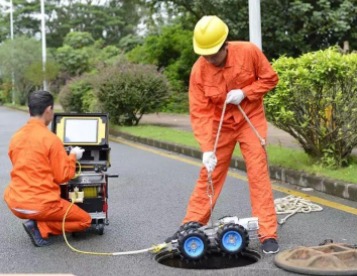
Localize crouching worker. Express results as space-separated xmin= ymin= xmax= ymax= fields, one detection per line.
xmin=3 ymin=90 xmax=92 ymax=247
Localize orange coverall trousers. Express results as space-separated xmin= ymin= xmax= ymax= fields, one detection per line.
xmin=8 ymin=198 xmax=91 ymax=239
xmin=183 ymin=120 xmax=278 ymax=242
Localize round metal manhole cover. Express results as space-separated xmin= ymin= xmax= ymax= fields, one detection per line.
xmin=274 ymin=243 xmax=357 ymax=275
xmin=155 ymin=249 xmax=260 ymax=269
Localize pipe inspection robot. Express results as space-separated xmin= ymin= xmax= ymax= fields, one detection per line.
xmin=161 ymin=216 xmax=259 ymax=261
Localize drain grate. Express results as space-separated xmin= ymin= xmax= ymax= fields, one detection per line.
xmin=274 ymin=243 xmax=357 ymax=275
xmin=156 ymin=249 xmax=260 ymax=269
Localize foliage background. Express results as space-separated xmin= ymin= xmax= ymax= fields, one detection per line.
xmin=1 ymin=0 xmax=357 ymax=168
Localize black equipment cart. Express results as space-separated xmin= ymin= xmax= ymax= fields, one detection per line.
xmin=52 ymin=113 xmax=118 ymax=234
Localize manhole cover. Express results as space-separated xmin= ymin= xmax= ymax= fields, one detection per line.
xmin=274 ymin=243 xmax=357 ymax=275
xmin=156 ymin=249 xmax=260 ymax=269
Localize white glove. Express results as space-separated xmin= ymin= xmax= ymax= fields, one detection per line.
xmin=202 ymin=151 xmax=217 ymax=173
xmin=226 ymin=89 xmax=245 ymax=105
xmin=70 ymin=146 xmax=85 ymax=160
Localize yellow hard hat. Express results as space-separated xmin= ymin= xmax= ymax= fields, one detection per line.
xmin=193 ymin=15 xmax=229 ymax=55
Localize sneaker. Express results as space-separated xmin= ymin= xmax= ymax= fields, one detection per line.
xmin=262 ymin=238 xmax=279 ymax=254
xmin=22 ymin=220 xmax=51 ymax=247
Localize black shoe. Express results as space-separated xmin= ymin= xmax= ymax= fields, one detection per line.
xmin=262 ymin=238 xmax=279 ymax=254
xmin=164 ymin=221 xmax=203 ymax=243
xmin=22 ymin=220 xmax=51 ymax=247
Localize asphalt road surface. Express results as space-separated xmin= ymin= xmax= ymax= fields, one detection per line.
xmin=0 ymin=106 xmax=356 ymax=276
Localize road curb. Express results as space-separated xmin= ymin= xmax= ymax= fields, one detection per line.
xmin=110 ymin=129 xmax=357 ymax=202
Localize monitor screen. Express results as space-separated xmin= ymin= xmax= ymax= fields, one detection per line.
xmin=64 ymin=119 xmax=98 ymax=143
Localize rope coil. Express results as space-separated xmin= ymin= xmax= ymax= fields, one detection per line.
xmin=275 ymin=195 xmax=323 ymax=225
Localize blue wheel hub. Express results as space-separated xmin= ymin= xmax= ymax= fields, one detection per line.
xmin=183 ymin=236 xmax=205 ymax=258
xmin=222 ymin=230 xmax=242 ymax=252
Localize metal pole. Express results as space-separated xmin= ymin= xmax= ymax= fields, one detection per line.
xmin=10 ymin=0 xmax=15 ymax=104
xmin=249 ymin=0 xmax=262 ymax=50
xmin=9 ymin=0 xmax=13 ymax=39
xmin=40 ymin=0 xmax=47 ymax=90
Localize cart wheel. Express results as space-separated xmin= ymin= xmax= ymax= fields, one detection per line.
xmin=178 ymin=229 xmax=208 ymax=260
xmin=217 ymin=223 xmax=248 ymax=255
xmin=97 ymin=224 xmax=104 ymax=235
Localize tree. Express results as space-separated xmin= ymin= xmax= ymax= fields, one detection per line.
xmin=127 ymin=24 xmax=195 ymax=112
xmin=55 ymin=32 xmax=120 ymax=80
xmin=56 ymin=45 xmax=91 ymax=77
xmin=261 ymin=0 xmax=357 ymax=59
xmin=24 ymin=61 xmax=60 ymax=88
xmin=0 ymin=36 xmax=43 ymax=104
xmin=1 ymin=0 xmax=144 ymax=48
xmin=148 ymin=0 xmax=357 ymax=59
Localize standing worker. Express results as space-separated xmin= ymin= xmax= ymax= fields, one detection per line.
xmin=167 ymin=15 xmax=279 ymax=254
xmin=4 ymin=90 xmax=91 ymax=247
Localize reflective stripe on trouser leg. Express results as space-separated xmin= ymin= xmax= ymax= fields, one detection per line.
xmin=238 ymin=123 xmax=278 ymax=242
xmin=36 ymin=199 xmax=92 ymax=238
xmin=183 ymin=128 xmax=236 ymax=225
xmin=15 ymin=199 xmax=92 ymax=238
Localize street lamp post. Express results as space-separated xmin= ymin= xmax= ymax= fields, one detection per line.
xmin=249 ymin=0 xmax=262 ymax=50
xmin=9 ymin=0 xmax=13 ymax=39
xmin=10 ymin=0 xmax=15 ymax=104
xmin=40 ymin=0 xmax=47 ymax=90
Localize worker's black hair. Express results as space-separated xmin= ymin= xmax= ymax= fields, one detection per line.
xmin=28 ymin=90 xmax=54 ymax=116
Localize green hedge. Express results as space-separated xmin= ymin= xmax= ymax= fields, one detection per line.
xmin=267 ymin=47 xmax=357 ymax=168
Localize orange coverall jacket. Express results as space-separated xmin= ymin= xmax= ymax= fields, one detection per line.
xmin=4 ymin=118 xmax=91 ymax=238
xmin=4 ymin=118 xmax=76 ymax=211
xmin=189 ymin=41 xmax=278 ymax=152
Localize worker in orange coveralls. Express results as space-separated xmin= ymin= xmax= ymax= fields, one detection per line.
xmin=166 ymin=16 xmax=280 ymax=254
xmin=4 ymin=90 xmax=91 ymax=247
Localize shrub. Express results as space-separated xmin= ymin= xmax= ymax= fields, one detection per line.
xmin=93 ymin=61 xmax=170 ymax=125
xmin=58 ymin=74 xmax=98 ymax=113
xmin=266 ymin=47 xmax=357 ymax=168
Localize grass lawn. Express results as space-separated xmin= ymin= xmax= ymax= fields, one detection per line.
xmin=115 ymin=124 xmax=357 ymax=184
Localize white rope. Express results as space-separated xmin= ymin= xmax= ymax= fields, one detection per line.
xmin=275 ymin=195 xmax=323 ymax=225
xmin=237 ymin=105 xmax=265 ymax=146
xmin=207 ymin=101 xmax=228 ymax=227
xmin=213 ymin=101 xmax=227 ymax=153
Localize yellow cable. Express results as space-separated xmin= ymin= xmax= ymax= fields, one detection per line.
xmin=73 ymin=161 xmax=82 ymax=179
xmin=62 ymin=192 xmax=165 ymax=256
xmin=62 ymin=199 xmax=113 ymax=256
